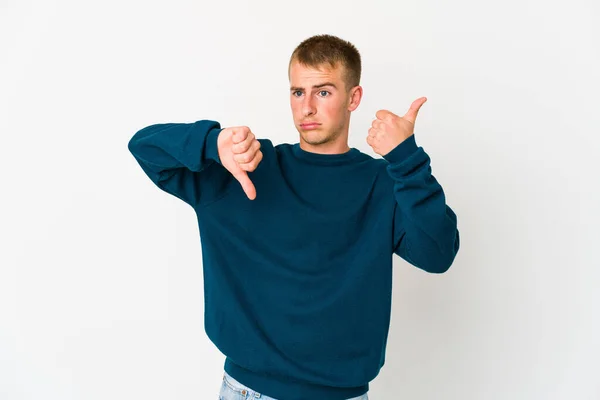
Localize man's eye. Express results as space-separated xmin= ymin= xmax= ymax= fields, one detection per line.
xmin=292 ymin=90 xmax=329 ymax=97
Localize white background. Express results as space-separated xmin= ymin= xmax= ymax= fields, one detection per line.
xmin=1 ymin=0 xmax=599 ymax=399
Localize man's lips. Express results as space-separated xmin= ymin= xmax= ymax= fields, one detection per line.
xmin=300 ymin=123 xmax=320 ymax=127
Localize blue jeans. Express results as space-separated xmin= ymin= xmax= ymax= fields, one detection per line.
xmin=219 ymin=371 xmax=369 ymax=400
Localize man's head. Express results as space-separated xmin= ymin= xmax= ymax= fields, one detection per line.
xmin=288 ymin=34 xmax=363 ymax=153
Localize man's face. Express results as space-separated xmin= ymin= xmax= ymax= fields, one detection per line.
xmin=289 ymin=61 xmax=358 ymax=148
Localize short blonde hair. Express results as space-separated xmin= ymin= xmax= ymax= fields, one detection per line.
xmin=288 ymin=34 xmax=362 ymax=92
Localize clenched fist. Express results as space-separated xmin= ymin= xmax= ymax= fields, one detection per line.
xmin=217 ymin=126 xmax=263 ymax=200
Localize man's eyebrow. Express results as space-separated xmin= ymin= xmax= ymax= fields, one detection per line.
xmin=290 ymin=82 xmax=337 ymax=91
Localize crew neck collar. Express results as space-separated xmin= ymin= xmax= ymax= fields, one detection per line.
xmin=291 ymin=143 xmax=361 ymax=165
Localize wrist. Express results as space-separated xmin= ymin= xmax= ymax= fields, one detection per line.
xmin=206 ymin=127 xmax=223 ymax=164
xmin=383 ymin=134 xmax=418 ymax=164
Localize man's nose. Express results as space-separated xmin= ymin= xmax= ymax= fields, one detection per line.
xmin=302 ymin=96 xmax=316 ymax=116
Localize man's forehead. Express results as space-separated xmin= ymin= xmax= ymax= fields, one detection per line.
xmin=289 ymin=63 xmax=345 ymax=88
xmin=290 ymin=81 xmax=339 ymax=91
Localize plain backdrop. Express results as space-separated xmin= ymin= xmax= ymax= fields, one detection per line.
xmin=1 ymin=0 xmax=599 ymax=399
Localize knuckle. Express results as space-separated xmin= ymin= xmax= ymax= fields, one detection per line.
xmin=239 ymin=142 xmax=251 ymax=153
xmin=249 ymin=152 xmax=261 ymax=168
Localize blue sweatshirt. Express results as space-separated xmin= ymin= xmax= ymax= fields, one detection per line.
xmin=128 ymin=119 xmax=460 ymax=399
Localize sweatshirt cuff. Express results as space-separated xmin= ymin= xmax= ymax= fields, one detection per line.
xmin=383 ymin=134 xmax=418 ymax=164
xmin=205 ymin=127 xmax=223 ymax=164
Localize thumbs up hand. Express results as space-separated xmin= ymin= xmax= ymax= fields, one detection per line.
xmin=217 ymin=126 xmax=263 ymax=200
xmin=367 ymin=97 xmax=427 ymax=156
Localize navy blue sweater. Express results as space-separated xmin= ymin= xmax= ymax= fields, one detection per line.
xmin=128 ymin=119 xmax=460 ymax=399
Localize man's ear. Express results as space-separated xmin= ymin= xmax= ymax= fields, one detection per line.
xmin=348 ymin=85 xmax=363 ymax=112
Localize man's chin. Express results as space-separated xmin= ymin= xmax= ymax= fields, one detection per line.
xmin=303 ymin=137 xmax=331 ymax=146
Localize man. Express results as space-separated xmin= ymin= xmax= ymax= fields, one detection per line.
xmin=128 ymin=34 xmax=460 ymax=400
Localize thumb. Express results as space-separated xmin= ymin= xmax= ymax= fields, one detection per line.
xmin=404 ymin=96 xmax=427 ymax=125
xmin=232 ymin=170 xmax=257 ymax=200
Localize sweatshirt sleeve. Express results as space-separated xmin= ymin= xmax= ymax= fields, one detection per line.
xmin=383 ymin=134 xmax=460 ymax=273
xmin=127 ymin=119 xmax=227 ymax=208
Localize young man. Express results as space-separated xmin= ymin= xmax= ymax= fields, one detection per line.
xmin=128 ymin=34 xmax=460 ymax=400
